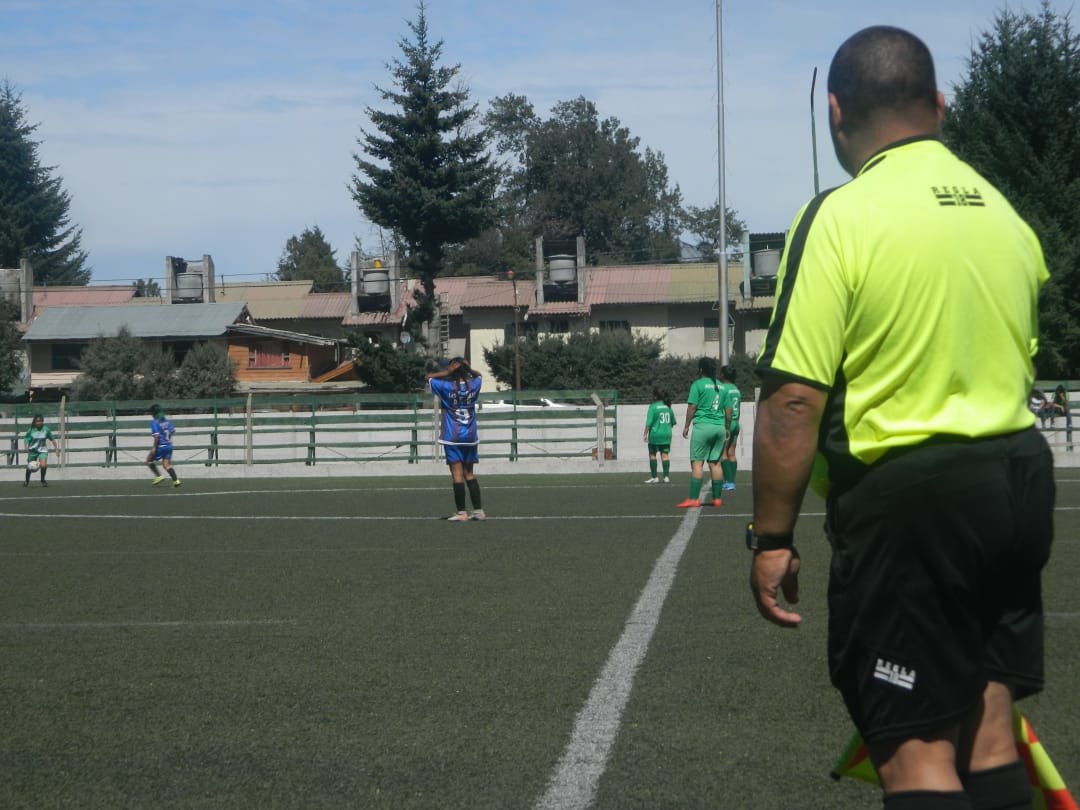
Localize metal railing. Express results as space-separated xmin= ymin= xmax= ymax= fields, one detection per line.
xmin=2 ymin=390 xmax=618 ymax=469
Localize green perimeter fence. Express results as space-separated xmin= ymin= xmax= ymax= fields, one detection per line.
xmin=2 ymin=390 xmax=618 ymax=469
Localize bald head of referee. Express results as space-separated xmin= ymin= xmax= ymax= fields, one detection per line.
xmin=827 ymin=26 xmax=945 ymax=176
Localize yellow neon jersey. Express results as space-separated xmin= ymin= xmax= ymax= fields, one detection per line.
xmin=757 ymin=137 xmax=1048 ymax=492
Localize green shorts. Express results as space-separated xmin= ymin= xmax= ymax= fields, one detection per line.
xmin=689 ymin=423 xmax=726 ymax=463
xmin=647 ymin=443 xmax=671 ymax=454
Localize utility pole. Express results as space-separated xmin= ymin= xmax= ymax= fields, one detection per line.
xmin=716 ymin=0 xmax=729 ymax=365
xmin=508 ymin=270 xmax=522 ymax=391
xmin=811 ymin=67 xmax=821 ymax=195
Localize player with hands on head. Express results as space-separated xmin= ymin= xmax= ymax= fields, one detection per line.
xmin=426 ymin=357 xmax=485 ymax=521
xmin=750 ymin=25 xmax=1054 ymax=810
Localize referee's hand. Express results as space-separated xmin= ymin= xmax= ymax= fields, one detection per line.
xmin=750 ymin=548 xmax=802 ymax=628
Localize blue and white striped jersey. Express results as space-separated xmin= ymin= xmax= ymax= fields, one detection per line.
xmin=430 ymin=376 xmax=482 ymax=445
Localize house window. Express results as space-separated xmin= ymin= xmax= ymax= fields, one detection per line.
xmin=704 ymin=317 xmax=720 ymax=342
xmin=599 ymin=320 xmax=631 ymax=334
xmin=248 ymin=341 xmax=291 ymax=369
xmin=51 ymin=343 xmax=87 ymax=370
xmin=549 ymin=319 xmax=571 ymax=334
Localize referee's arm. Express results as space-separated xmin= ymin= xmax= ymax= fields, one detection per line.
xmin=752 ymin=375 xmax=825 ymax=536
xmin=750 ymin=375 xmax=826 ymax=628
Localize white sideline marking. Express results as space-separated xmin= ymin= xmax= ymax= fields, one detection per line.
xmin=0 ymin=619 xmax=295 ymax=630
xmin=0 ymin=483 xmax=614 ymax=503
xmin=533 ymin=508 xmax=701 ymax=810
xmin=0 ymin=511 xmax=715 ymax=522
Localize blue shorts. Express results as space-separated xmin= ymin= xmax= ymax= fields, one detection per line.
xmin=444 ymin=443 xmax=479 ymax=465
xmin=153 ymin=447 xmax=174 ymax=462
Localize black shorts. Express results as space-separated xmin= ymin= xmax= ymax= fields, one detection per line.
xmin=824 ymin=427 xmax=1054 ymax=743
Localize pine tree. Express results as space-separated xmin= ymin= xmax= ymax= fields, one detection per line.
xmin=0 ymin=298 xmax=25 ymax=397
xmin=351 ymin=2 xmax=497 ymax=321
xmin=275 ymin=226 xmax=346 ymax=292
xmin=0 ymin=80 xmax=90 ymax=285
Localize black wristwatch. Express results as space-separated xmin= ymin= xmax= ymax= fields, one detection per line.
xmin=745 ymin=523 xmax=794 ymax=552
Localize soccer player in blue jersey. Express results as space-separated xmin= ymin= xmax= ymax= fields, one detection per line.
xmin=425 ymin=357 xmax=485 ymax=521
xmin=146 ymin=404 xmax=181 ymax=487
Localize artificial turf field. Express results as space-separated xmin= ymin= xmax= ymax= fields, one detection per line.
xmin=1 ymin=471 xmax=1077 ymax=809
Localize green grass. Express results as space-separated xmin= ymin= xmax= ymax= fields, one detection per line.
xmin=0 ymin=473 xmax=1077 ymax=809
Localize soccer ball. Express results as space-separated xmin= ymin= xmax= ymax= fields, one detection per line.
xmin=26 ymin=460 xmax=40 ymax=473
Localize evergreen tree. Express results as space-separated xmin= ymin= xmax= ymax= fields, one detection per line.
xmin=0 ymin=298 xmax=25 ymax=398
xmin=484 ymin=95 xmax=685 ymax=266
xmin=944 ymin=1 xmax=1080 ymax=375
xmin=483 ymin=332 xmax=759 ymax=403
xmin=176 ymin=342 xmax=236 ymax=399
xmin=351 ymin=2 xmax=498 ymax=321
xmin=70 ymin=328 xmax=181 ymax=401
xmin=483 ymin=331 xmax=664 ymax=397
xmin=346 ymin=334 xmax=428 ymax=393
xmin=275 ymin=226 xmax=346 ymax=293
xmin=0 ymin=81 xmax=90 ymax=285
xmin=132 ymin=279 xmax=161 ymax=298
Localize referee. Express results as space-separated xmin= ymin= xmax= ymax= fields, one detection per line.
xmin=749 ymin=26 xmax=1053 ymax=810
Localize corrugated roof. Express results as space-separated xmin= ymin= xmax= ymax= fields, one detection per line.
xmin=228 ymin=323 xmax=339 ymax=346
xmin=583 ymin=263 xmax=743 ymax=305
xmin=214 ymin=281 xmax=313 ymax=319
xmin=300 ymin=293 xmax=352 ymax=319
xmin=32 ymin=285 xmax=137 ymax=317
xmin=23 ymin=302 xmax=249 ymax=341
xmin=531 ymin=301 xmax=589 ymax=316
xmin=436 ymin=276 xmax=535 ymax=313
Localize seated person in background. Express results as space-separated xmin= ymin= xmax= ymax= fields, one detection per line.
xmin=1028 ymin=388 xmax=1051 ymax=427
xmin=1052 ymin=384 xmax=1070 ymax=424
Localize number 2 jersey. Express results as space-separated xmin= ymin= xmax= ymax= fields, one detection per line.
xmin=430 ymin=376 xmax=482 ymax=446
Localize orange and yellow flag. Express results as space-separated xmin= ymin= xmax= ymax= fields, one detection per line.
xmin=830 ymin=707 xmax=1078 ymax=810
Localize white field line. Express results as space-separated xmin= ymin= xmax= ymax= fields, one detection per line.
xmin=0 ymin=619 xmax=296 ymax=630
xmin=0 ymin=483 xmax=629 ymax=502
xmin=533 ymin=508 xmax=701 ymax=810
xmin=0 ymin=511 xmax=749 ymax=522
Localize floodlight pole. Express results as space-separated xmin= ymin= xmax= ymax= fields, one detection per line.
xmin=811 ymin=67 xmax=821 ymax=195
xmin=716 ymin=0 xmax=730 ymax=365
xmin=508 ymin=270 xmax=522 ymax=391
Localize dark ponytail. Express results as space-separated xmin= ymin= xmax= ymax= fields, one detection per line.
xmin=698 ymin=357 xmax=719 ymax=393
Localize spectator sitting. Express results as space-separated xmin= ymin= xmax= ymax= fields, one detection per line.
xmin=1028 ymin=388 xmax=1052 ymax=427
xmin=1051 ymin=384 xmax=1070 ymax=424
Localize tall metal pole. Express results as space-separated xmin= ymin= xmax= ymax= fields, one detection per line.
xmin=508 ymin=270 xmax=522 ymax=391
xmin=716 ymin=0 xmax=729 ymax=364
xmin=811 ymin=67 xmax=821 ymax=195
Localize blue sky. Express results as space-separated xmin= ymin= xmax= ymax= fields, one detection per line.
xmin=2 ymin=0 xmax=1069 ymax=285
